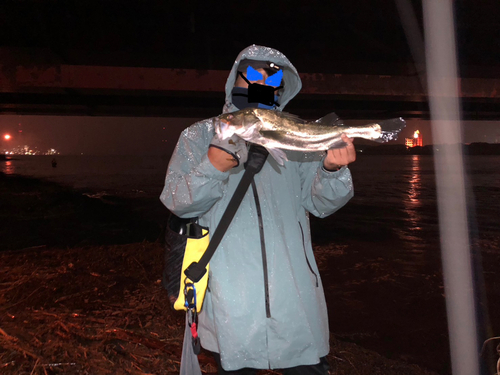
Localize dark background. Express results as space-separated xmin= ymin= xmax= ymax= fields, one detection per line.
xmin=2 ymin=0 xmax=498 ymax=73
xmin=1 ymin=0 xmax=499 ymax=155
xmin=1 ymin=0 xmax=499 ymax=119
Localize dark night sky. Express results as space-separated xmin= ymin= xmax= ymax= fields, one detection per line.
xmin=2 ymin=0 xmax=498 ymax=73
xmin=0 ymin=0 xmax=499 ymax=154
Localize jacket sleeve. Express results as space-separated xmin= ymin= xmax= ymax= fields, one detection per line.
xmin=160 ymin=121 xmax=231 ymax=218
xmin=299 ymin=154 xmax=354 ymax=218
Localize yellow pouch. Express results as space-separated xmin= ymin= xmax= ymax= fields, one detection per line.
xmin=173 ymin=228 xmax=210 ymax=312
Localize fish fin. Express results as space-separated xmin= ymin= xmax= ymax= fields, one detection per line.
xmin=374 ymin=117 xmax=407 ymax=143
xmin=329 ymin=141 xmax=348 ymax=149
xmin=279 ymin=111 xmax=307 ymax=124
xmin=266 ymin=147 xmax=288 ymax=166
xmin=315 ymin=112 xmax=344 ymax=126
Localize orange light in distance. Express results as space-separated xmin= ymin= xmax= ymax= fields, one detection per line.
xmin=4 ymin=134 xmax=11 ymax=140
xmin=414 ymin=130 xmax=420 ymax=139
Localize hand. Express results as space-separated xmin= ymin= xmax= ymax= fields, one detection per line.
xmin=208 ymin=134 xmax=248 ymax=172
xmin=323 ymin=134 xmax=356 ymax=170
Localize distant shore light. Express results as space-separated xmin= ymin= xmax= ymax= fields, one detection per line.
xmin=406 ymin=130 xmax=423 ymax=148
xmin=4 ymin=134 xmax=11 ymax=140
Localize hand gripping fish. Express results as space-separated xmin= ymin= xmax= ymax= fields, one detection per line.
xmin=214 ymin=108 xmax=406 ymax=165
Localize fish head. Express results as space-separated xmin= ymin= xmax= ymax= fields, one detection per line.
xmin=214 ymin=112 xmax=242 ymax=140
xmin=215 ymin=109 xmax=261 ymax=142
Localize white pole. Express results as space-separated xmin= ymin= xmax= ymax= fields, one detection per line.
xmin=422 ymin=1 xmax=480 ymax=374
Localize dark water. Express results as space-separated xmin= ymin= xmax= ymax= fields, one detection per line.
xmin=2 ymin=154 xmax=500 ymax=374
xmin=314 ymin=154 xmax=500 ymax=374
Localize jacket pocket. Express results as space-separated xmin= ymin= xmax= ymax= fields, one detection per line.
xmin=298 ymin=222 xmax=319 ymax=287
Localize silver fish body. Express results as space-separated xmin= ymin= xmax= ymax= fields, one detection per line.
xmin=215 ymin=108 xmax=406 ymax=164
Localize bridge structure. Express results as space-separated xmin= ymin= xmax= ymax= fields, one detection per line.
xmin=1 ymin=62 xmax=499 ymax=120
xmin=1 ymin=1 xmax=499 ymax=121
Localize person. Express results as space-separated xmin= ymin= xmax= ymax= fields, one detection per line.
xmin=160 ymin=44 xmax=356 ymax=374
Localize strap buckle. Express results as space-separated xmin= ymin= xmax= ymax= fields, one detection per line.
xmin=185 ymin=283 xmax=201 ymax=355
xmin=184 ymin=281 xmax=197 ymax=309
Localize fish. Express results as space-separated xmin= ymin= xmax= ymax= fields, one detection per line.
xmin=214 ymin=108 xmax=406 ymax=165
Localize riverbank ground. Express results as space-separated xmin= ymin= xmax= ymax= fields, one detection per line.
xmin=0 ymin=172 xmax=439 ymax=374
xmin=0 ymin=242 xmax=437 ymax=375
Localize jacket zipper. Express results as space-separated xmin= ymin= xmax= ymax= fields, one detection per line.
xmin=299 ymin=222 xmax=319 ymax=287
xmin=251 ymin=180 xmax=271 ymax=318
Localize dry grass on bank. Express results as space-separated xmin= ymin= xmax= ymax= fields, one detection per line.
xmin=0 ymin=242 xmax=437 ymax=375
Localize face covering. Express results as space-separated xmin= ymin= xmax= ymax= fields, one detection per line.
xmin=231 ymin=67 xmax=283 ymax=110
xmin=231 ymin=87 xmax=280 ymax=110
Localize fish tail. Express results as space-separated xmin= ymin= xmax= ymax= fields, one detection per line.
xmin=376 ymin=117 xmax=406 ymax=142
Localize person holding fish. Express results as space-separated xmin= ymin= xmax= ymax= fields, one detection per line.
xmin=208 ymin=61 xmax=357 ymax=172
xmin=161 ymin=44 xmax=403 ymax=374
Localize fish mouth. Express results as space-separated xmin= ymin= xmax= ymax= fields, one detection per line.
xmin=216 ymin=118 xmax=235 ymax=140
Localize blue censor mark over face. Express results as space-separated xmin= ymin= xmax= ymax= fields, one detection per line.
xmin=246 ymin=66 xmax=283 ymax=87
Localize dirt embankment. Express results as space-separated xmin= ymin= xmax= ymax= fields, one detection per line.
xmin=0 ymin=243 xmax=438 ymax=375
xmin=0 ymin=172 xmax=438 ymax=374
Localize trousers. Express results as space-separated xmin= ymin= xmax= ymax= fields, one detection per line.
xmin=212 ymin=352 xmax=330 ymax=375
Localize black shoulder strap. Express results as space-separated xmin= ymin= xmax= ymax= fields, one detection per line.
xmin=184 ymin=144 xmax=269 ymax=282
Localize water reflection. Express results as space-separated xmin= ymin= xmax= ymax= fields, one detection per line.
xmin=2 ymin=160 xmax=15 ymax=175
xmin=398 ymin=155 xmax=430 ymax=273
xmin=408 ymin=156 xmax=421 ymax=204
xmin=404 ymin=154 xmax=423 ymax=231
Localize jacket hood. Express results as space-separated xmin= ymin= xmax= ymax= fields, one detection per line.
xmin=223 ymin=45 xmax=302 ymax=114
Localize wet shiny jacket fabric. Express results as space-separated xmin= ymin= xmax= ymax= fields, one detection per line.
xmin=160 ymin=45 xmax=354 ymax=371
